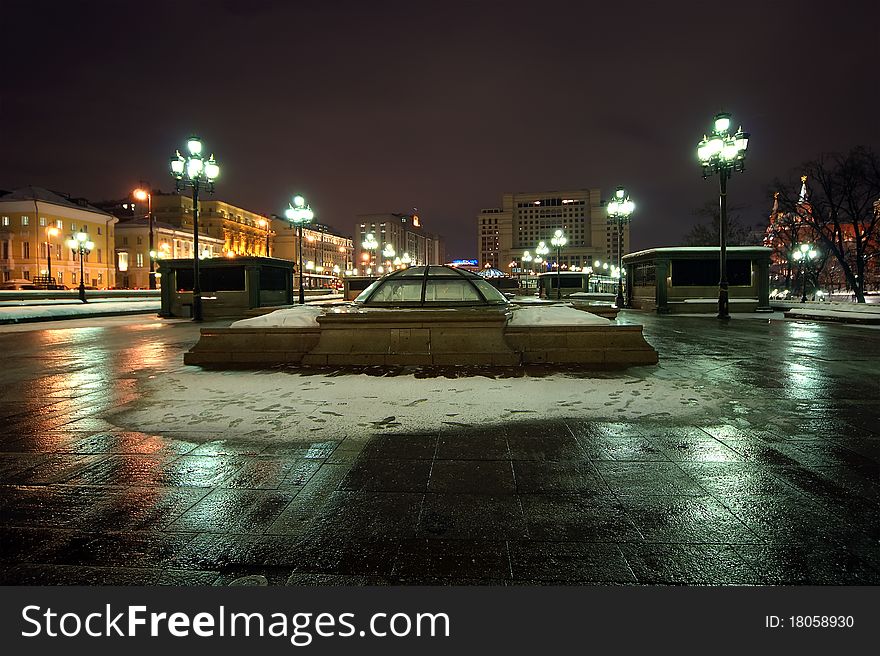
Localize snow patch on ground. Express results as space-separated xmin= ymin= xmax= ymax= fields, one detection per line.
xmin=0 ymin=300 xmax=159 ymax=323
xmin=231 ymin=305 xmax=323 ymax=328
xmin=509 ymin=305 xmax=610 ymax=326
xmin=114 ymin=365 xmax=720 ymax=442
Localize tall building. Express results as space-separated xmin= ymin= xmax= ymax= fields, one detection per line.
xmin=355 ymin=212 xmax=444 ymax=271
xmin=271 ymin=220 xmax=354 ymax=276
xmin=0 ymin=186 xmax=117 ymax=287
xmin=477 ymin=189 xmax=629 ymax=271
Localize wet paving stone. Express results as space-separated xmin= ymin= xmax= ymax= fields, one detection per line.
xmin=0 ymin=485 xmax=109 ymax=529
xmin=392 ymin=539 xmax=511 ymax=580
xmin=300 ymin=491 xmax=424 ymax=541
xmin=621 ymin=543 xmax=763 ymax=584
xmin=733 ymin=544 xmax=880 ymax=585
xmin=419 ymin=494 xmax=527 ymax=540
xmin=619 ymin=496 xmax=762 ymax=545
xmin=339 ymin=458 xmax=432 ymax=492
xmin=156 ymin=454 xmax=248 ymax=488
xmin=513 ymin=461 xmax=611 ymax=495
xmin=428 ymin=460 xmax=516 ymax=494
xmin=0 ymin=564 xmax=217 ymax=586
xmin=168 ymin=489 xmax=297 ymax=533
xmin=3 ymin=454 xmax=107 ymax=485
xmin=506 ymin=432 xmax=586 ymax=461
xmin=221 ymin=457 xmax=321 ymax=490
xmin=520 ymin=494 xmax=643 ymax=542
xmin=286 ymin=536 xmax=402 ymax=577
xmin=359 ymin=434 xmax=438 ymax=460
xmin=35 ymin=530 xmax=199 ymax=568
xmin=173 ymin=533 xmax=302 ymax=570
xmin=84 ymin=486 xmax=212 ymax=531
xmin=436 ymin=433 xmax=510 ymax=460
xmin=596 ymin=461 xmax=707 ymax=497
xmin=508 ymin=541 xmax=636 ymax=583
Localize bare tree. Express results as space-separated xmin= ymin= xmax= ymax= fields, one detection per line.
xmin=683 ymin=202 xmax=756 ymax=246
xmin=774 ymin=147 xmax=880 ymax=303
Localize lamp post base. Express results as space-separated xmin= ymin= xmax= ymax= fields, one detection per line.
xmin=717 ymin=288 xmax=730 ymax=320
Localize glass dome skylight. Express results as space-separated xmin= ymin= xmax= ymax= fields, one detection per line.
xmin=354 ymin=266 xmax=509 ymax=307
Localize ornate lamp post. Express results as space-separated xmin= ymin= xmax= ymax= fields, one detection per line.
xmin=382 ymin=244 xmax=396 ymax=269
xmin=45 ymin=226 xmax=59 ymax=283
xmin=606 ymin=186 xmax=635 ymax=308
xmin=132 ymin=187 xmax=155 ymax=289
xmin=284 ymin=194 xmax=315 ymax=304
xmin=362 ymin=233 xmax=378 ymax=271
xmin=66 ymin=231 xmax=94 ymax=303
xmin=401 ymin=252 xmax=412 ymax=268
xmin=170 ymin=136 xmax=220 ymax=321
xmin=697 ymin=112 xmax=750 ymax=319
xmin=535 ymin=241 xmax=549 ymax=298
xmin=550 ymin=229 xmax=567 ymax=300
xmin=792 ymin=242 xmax=818 ymax=303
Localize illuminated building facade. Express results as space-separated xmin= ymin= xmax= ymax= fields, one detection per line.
xmin=477 ymin=189 xmax=629 ymax=272
xmin=355 ymin=212 xmax=444 ymax=272
xmin=0 ymin=186 xmax=117 ymax=287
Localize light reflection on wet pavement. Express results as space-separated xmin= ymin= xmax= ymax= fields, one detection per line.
xmin=0 ymin=313 xmax=878 ymax=585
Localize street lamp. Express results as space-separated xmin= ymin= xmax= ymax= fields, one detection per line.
xmin=45 ymin=226 xmax=59 ymax=283
xmin=133 ymin=187 xmax=155 ymax=289
xmin=257 ymin=218 xmax=271 ymax=256
xmin=362 ymin=233 xmax=378 ymax=270
xmin=550 ymin=229 xmax=567 ymax=300
xmin=535 ymin=241 xmax=549 ymax=297
xmin=792 ymin=242 xmax=818 ymax=303
xmin=401 ymin=252 xmax=412 ymax=267
xmin=697 ymin=112 xmax=750 ymax=320
xmin=170 ymin=135 xmax=220 ymax=321
xmin=382 ymin=244 xmax=396 ymax=268
xmin=284 ymin=194 xmax=315 ymax=304
xmin=606 ymin=186 xmax=635 ymax=308
xmin=66 ymin=231 xmax=94 ymax=303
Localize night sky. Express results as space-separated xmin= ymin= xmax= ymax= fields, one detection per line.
xmin=2 ymin=0 xmax=878 ymax=257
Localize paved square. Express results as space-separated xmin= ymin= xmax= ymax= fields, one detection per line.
xmin=0 ymin=313 xmax=878 ymax=585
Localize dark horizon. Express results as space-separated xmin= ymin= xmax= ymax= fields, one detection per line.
xmin=2 ymin=0 xmax=878 ymax=257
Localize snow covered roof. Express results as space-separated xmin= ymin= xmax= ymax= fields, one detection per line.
xmin=0 ymin=186 xmax=113 ymax=217
xmin=623 ymin=246 xmax=772 ymax=261
xmin=354 ymin=265 xmax=509 ymax=307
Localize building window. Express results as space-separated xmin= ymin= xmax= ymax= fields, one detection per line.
xmin=71 ymin=223 xmax=77 ymax=231
xmin=22 ymin=242 xmax=30 ymax=258
xmin=97 ymin=227 xmax=102 ymax=235
xmin=98 ymin=273 xmax=103 ymax=284
xmin=1 ymin=216 xmax=8 ymax=226
xmin=136 ymin=236 xmax=142 ymax=245
xmin=72 ymin=273 xmax=77 ymax=285
xmin=57 ymin=271 xmax=63 ymax=283
xmin=97 ymin=249 xmax=102 ymax=263
xmin=136 ymin=253 xmax=144 ymax=268
xmin=22 ymin=216 xmax=30 ymax=226
xmin=56 ymin=219 xmax=63 ymax=229
xmin=39 ymin=217 xmax=46 ymax=226
xmin=23 ymin=270 xmax=30 ymax=280
xmin=118 ymin=252 xmax=129 ymax=272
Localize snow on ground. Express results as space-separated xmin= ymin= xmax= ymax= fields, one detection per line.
xmin=114 ymin=365 xmax=722 ymax=442
xmin=785 ymin=307 xmax=880 ymax=322
xmin=0 ymin=300 xmax=159 ymax=323
xmin=231 ymin=305 xmax=323 ymax=328
xmin=509 ymin=304 xmax=610 ymax=326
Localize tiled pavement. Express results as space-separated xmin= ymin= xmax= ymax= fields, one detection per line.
xmin=0 ymin=313 xmax=879 ymax=585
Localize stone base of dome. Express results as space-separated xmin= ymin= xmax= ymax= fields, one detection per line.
xmin=184 ymin=308 xmax=658 ymax=369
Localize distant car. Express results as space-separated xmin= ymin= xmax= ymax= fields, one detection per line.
xmin=0 ymin=280 xmax=39 ymax=290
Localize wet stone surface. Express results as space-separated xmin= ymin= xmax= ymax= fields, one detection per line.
xmin=0 ymin=313 xmax=879 ymax=585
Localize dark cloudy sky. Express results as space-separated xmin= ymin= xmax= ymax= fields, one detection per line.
xmin=2 ymin=0 xmax=877 ymax=257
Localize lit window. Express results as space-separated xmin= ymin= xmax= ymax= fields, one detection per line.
xmin=136 ymin=253 xmax=144 ymax=268
xmin=39 ymin=217 xmax=46 ymax=226
xmin=22 ymin=216 xmax=30 ymax=226
xmin=1 ymin=216 xmax=8 ymax=226
xmin=56 ymin=220 xmax=63 ymax=229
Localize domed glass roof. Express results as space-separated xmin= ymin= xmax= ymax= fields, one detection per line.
xmin=354 ymin=266 xmax=509 ymax=307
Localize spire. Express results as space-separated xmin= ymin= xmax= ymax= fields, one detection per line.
xmin=771 ymin=191 xmax=779 ymax=217
xmin=798 ymin=175 xmax=808 ymax=204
